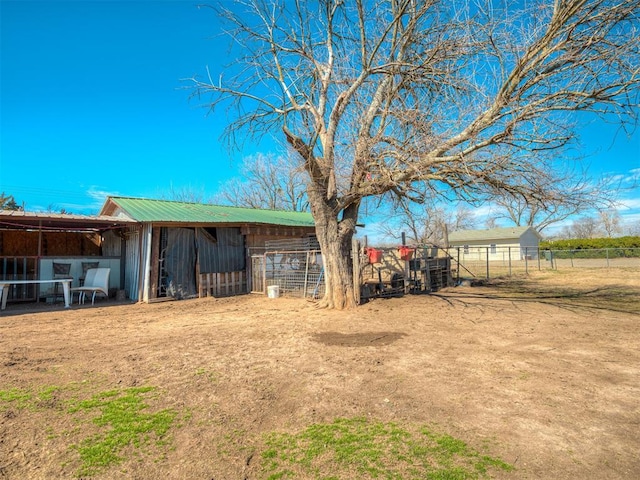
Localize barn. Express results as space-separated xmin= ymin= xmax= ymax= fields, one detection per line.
xmin=99 ymin=196 xmax=317 ymax=302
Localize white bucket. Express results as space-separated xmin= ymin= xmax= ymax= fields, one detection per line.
xmin=267 ymin=285 xmax=280 ymax=298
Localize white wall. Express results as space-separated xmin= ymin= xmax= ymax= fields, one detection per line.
xmin=38 ymin=257 xmax=121 ymax=294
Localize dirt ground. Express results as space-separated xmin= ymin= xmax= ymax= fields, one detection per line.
xmin=1 ymin=268 xmax=639 ymax=479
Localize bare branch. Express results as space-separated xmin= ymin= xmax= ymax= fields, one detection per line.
xmin=191 ymin=0 xmax=640 ymax=308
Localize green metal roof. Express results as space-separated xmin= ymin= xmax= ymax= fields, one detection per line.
xmin=103 ymin=197 xmax=316 ymax=227
xmin=448 ymin=226 xmax=540 ymax=242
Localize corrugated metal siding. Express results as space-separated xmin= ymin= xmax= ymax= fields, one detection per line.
xmin=141 ymin=224 xmax=153 ymax=302
xmin=164 ymin=228 xmax=197 ymax=299
xmin=108 ymin=197 xmax=315 ymax=227
xmin=125 ymin=226 xmax=142 ymax=301
xmin=197 ymin=227 xmax=245 ymax=273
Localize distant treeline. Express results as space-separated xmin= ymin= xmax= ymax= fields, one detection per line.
xmin=540 ymin=236 xmax=640 ymax=259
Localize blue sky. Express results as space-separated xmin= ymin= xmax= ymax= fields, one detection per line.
xmin=1 ymin=0 xmax=639 ymax=236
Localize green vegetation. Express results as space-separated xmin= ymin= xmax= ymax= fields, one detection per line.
xmin=194 ymin=367 xmax=219 ymax=382
xmin=0 ymin=387 xmax=33 ymax=409
xmin=0 ymin=385 xmax=62 ymax=409
xmin=1 ymin=384 xmax=178 ymax=478
xmin=260 ymin=417 xmax=512 ymax=480
xmin=541 ymin=236 xmax=640 ymax=257
xmin=68 ymin=386 xmax=177 ymax=477
xmin=3 ymin=385 xmax=513 ymax=479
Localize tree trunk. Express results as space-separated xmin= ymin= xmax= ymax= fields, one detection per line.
xmin=309 ymin=190 xmax=360 ymax=309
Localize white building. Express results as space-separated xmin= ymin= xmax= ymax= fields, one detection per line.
xmin=448 ymin=226 xmax=542 ymax=260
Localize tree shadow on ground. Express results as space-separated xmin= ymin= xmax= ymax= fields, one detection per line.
xmin=310 ymin=331 xmax=407 ymax=347
xmin=440 ymin=277 xmax=640 ymax=315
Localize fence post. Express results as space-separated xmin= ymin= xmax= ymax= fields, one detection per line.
xmin=525 ymin=247 xmax=529 ymax=274
xmin=606 ymin=248 xmax=610 ymax=268
xmin=263 ymin=253 xmax=268 ymax=294
xmin=303 ymin=251 xmax=310 ymax=298
xmin=456 ymin=248 xmax=460 ymax=283
xmin=486 ymin=247 xmax=490 ymax=279
xmin=508 ymin=247 xmax=512 ymax=276
xmin=537 ymin=247 xmax=541 ymax=271
xmin=352 ymin=238 xmax=361 ymax=305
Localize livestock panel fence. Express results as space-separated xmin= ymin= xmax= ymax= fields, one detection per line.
xmin=446 ymin=246 xmax=640 ymax=280
xmin=250 ymin=237 xmax=325 ymax=299
xmin=258 ymin=250 xmax=325 ymax=299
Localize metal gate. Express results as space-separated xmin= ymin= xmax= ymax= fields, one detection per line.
xmin=251 ymin=250 xmax=325 ymax=298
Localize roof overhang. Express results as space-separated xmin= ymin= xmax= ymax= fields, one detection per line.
xmin=0 ymin=210 xmax=137 ymax=233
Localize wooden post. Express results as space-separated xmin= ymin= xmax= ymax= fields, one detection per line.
xmin=352 ymin=238 xmax=361 ymax=305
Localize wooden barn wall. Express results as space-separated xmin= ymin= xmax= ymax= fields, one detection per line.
xmin=101 ymin=230 xmax=122 ymax=256
xmin=0 ymin=230 xmax=101 ymax=256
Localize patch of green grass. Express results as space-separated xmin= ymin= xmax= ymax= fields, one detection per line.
xmin=38 ymin=385 xmax=62 ymax=402
xmin=261 ymin=417 xmax=513 ymax=479
xmin=0 ymin=387 xmax=33 ymax=409
xmin=194 ymin=367 xmax=219 ymax=382
xmin=68 ymin=386 xmax=177 ymax=477
xmin=0 ymin=385 xmax=63 ymax=410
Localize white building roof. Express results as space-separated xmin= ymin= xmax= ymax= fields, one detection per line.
xmin=448 ymin=226 xmax=541 ymax=243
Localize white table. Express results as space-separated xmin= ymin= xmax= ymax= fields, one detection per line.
xmin=0 ymin=279 xmax=72 ymax=310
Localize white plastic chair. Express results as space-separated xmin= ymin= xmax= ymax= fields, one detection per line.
xmin=70 ymin=268 xmax=110 ymax=305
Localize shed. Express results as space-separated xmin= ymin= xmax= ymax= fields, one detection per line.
xmin=0 ymin=209 xmax=136 ymax=303
xmin=448 ymin=226 xmax=542 ymax=260
xmin=99 ymin=196 xmax=316 ymax=302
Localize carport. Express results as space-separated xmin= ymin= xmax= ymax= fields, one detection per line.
xmin=0 ymin=210 xmax=137 ymax=305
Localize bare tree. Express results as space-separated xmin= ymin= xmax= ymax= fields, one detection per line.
xmin=214 ymin=152 xmax=309 ymax=211
xmin=599 ymin=209 xmax=623 ymax=237
xmin=159 ymin=184 xmax=210 ymax=204
xmin=45 ymin=204 xmax=71 ymax=214
xmin=627 ymin=220 xmax=640 ymax=236
xmin=379 ymin=199 xmax=475 ymax=245
xmin=489 ymin=173 xmax=618 ymax=231
xmin=192 ymin=0 xmax=640 ymax=308
xmin=485 ymin=217 xmax=499 ymax=229
xmin=563 ymin=215 xmax=601 ymax=238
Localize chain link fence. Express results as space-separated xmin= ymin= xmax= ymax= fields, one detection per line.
xmin=445 ymin=246 xmax=640 ymax=280
xmin=250 ymin=243 xmax=639 ymax=298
